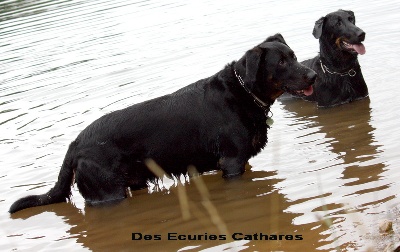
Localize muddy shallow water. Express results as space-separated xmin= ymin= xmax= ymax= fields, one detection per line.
xmin=1 ymin=0 xmax=400 ymax=251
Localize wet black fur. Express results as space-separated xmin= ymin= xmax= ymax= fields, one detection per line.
xmin=297 ymin=9 xmax=368 ymax=107
xmin=9 ymin=34 xmax=316 ymax=214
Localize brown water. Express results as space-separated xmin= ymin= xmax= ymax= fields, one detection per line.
xmin=1 ymin=0 xmax=400 ymax=251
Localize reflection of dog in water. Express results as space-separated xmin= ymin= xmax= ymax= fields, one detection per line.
xmin=280 ymin=97 xmax=384 ymax=185
xmin=292 ymin=10 xmax=368 ymax=107
xmin=9 ymin=34 xmax=316 ymax=214
xmin=11 ymin=169 xmax=326 ymax=251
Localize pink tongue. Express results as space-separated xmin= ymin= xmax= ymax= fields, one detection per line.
xmin=352 ymin=43 xmax=366 ymax=55
xmin=303 ymin=85 xmax=313 ymax=96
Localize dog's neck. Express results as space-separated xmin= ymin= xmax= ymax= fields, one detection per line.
xmin=319 ymin=60 xmax=358 ymax=77
xmin=231 ymin=66 xmax=273 ymax=124
xmin=233 ymin=68 xmax=269 ymax=108
xmin=319 ymin=39 xmax=359 ymax=72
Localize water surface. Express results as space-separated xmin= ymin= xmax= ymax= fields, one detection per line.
xmin=1 ymin=0 xmax=400 ymax=251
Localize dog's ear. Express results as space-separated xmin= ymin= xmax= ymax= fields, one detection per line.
xmin=263 ymin=33 xmax=288 ymax=46
xmin=312 ymin=16 xmax=325 ymax=39
xmin=341 ymin=9 xmax=355 ymax=23
xmin=243 ymin=47 xmax=263 ymax=91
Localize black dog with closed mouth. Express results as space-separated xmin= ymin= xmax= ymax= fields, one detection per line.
xmin=9 ymin=34 xmax=316 ymax=214
xmin=294 ymin=9 xmax=368 ymax=107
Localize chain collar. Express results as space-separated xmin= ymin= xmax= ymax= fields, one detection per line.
xmin=320 ymin=60 xmax=357 ymax=77
xmin=233 ymin=69 xmax=273 ymax=126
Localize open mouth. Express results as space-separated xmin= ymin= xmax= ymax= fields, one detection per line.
xmin=295 ymin=85 xmax=313 ymax=96
xmin=342 ymin=40 xmax=366 ymax=55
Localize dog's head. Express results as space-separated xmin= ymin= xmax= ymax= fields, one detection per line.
xmin=235 ymin=33 xmax=316 ymax=101
xmin=313 ymin=9 xmax=366 ymax=55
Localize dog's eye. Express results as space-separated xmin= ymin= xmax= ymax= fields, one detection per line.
xmin=348 ymin=17 xmax=354 ymax=23
xmin=293 ymin=54 xmax=297 ymax=61
xmin=336 ymin=20 xmax=342 ymax=26
xmin=278 ymin=59 xmax=285 ymax=66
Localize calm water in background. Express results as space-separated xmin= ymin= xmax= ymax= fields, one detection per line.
xmin=1 ymin=0 xmax=400 ymax=251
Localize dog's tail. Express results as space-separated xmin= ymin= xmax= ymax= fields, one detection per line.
xmin=9 ymin=141 xmax=77 ymax=214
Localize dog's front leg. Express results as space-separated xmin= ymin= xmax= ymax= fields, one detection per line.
xmin=219 ymin=157 xmax=246 ymax=178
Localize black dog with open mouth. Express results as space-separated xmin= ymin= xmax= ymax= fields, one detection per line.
xmin=294 ymin=9 xmax=368 ymax=107
xmin=9 ymin=34 xmax=316 ymax=214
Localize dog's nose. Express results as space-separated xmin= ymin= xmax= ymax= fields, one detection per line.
xmin=306 ymin=71 xmax=317 ymax=83
xmin=357 ymin=30 xmax=366 ymax=41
